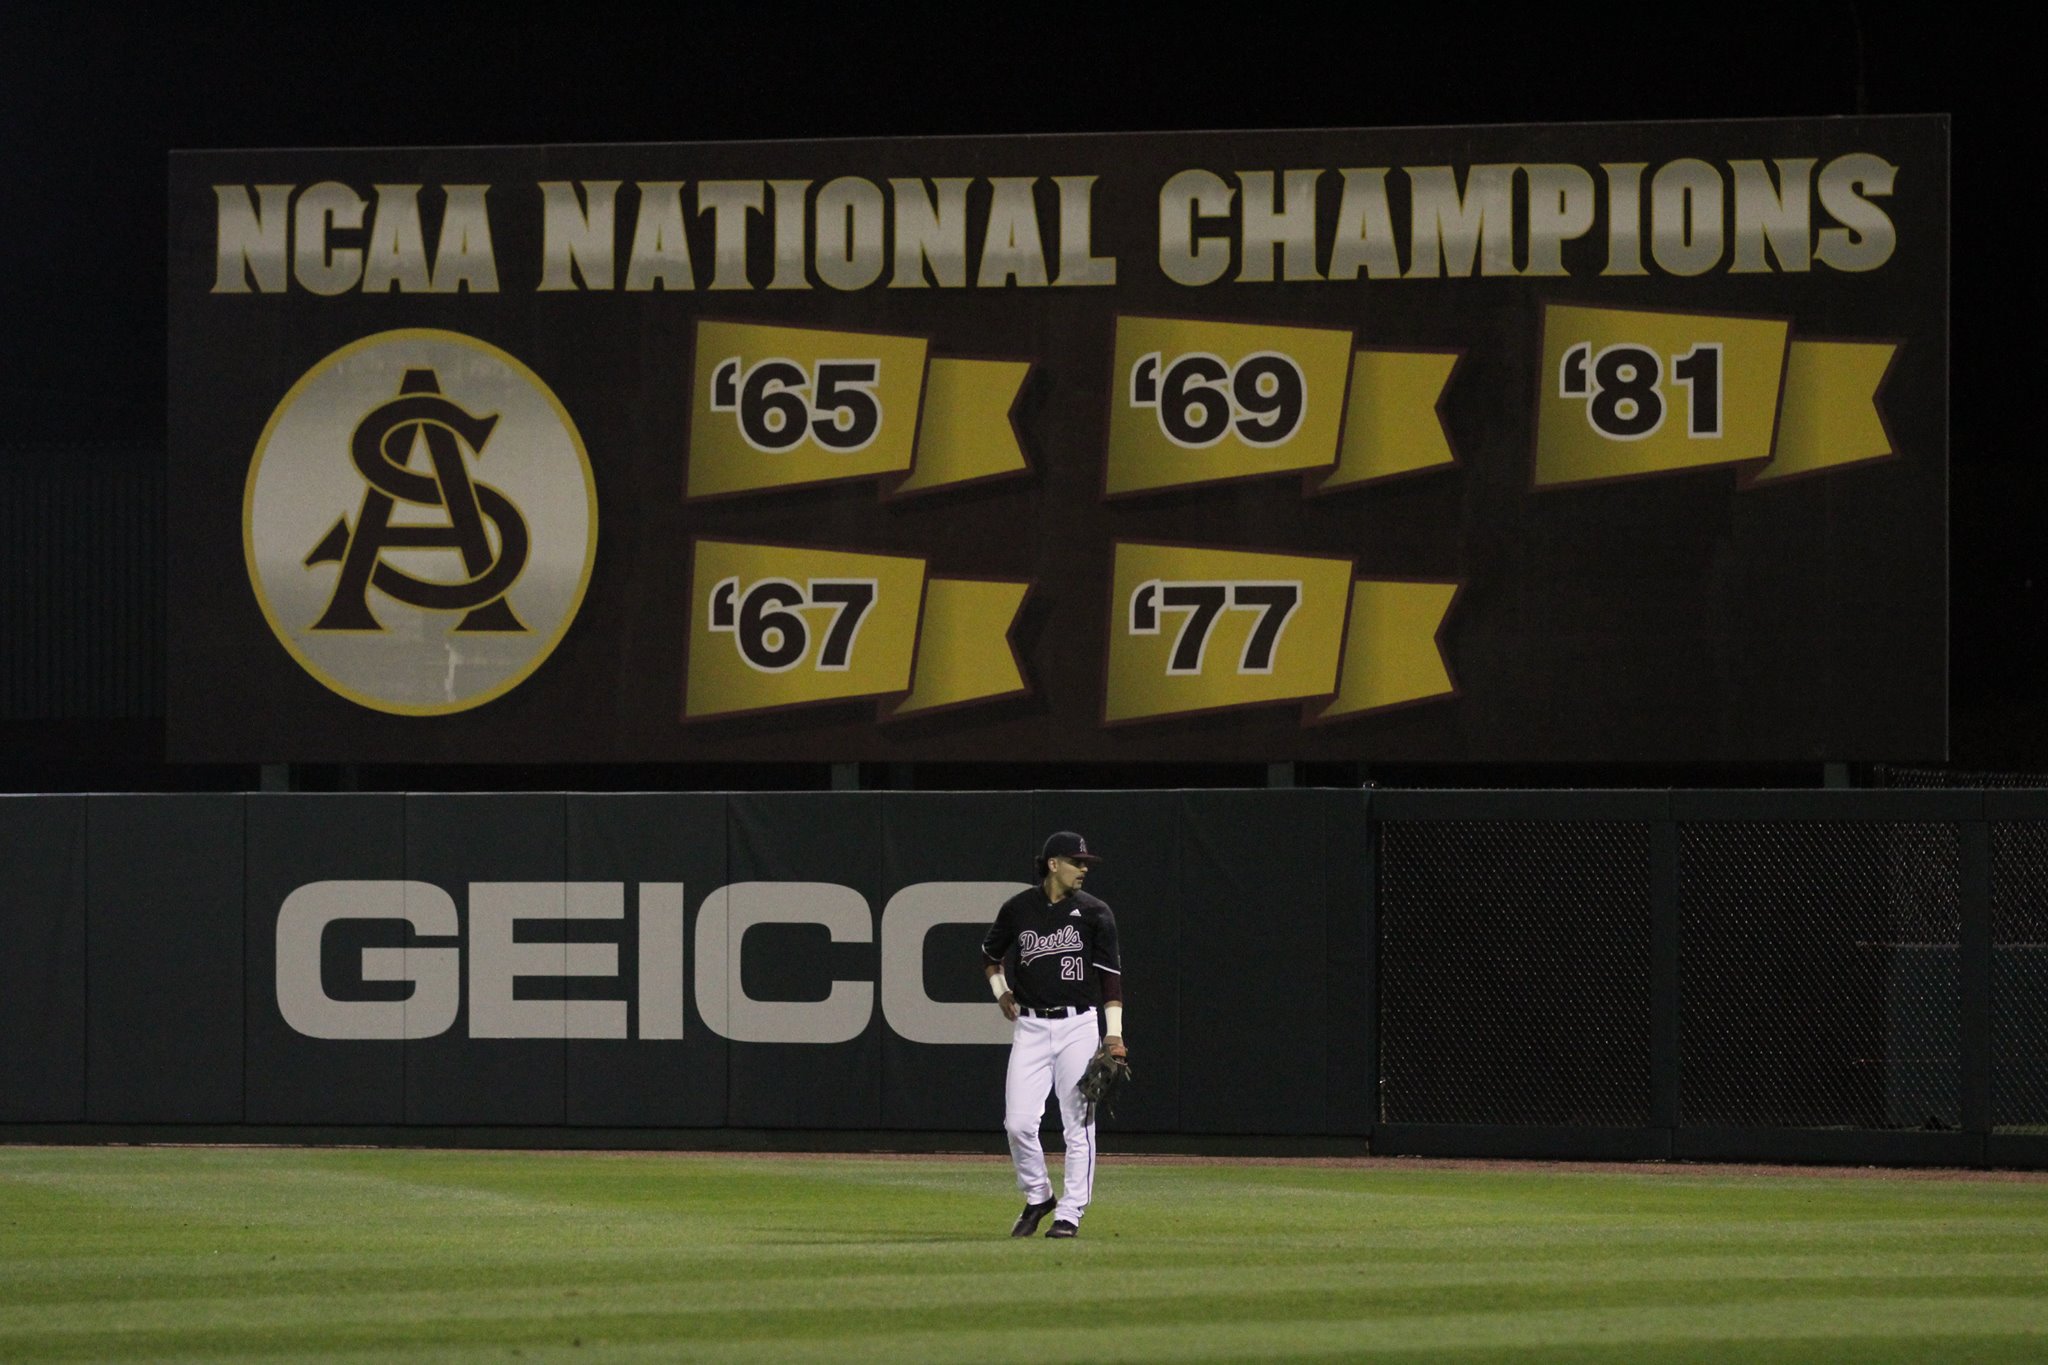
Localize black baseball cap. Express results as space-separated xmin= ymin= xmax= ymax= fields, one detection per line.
xmin=1039 ymin=831 xmax=1102 ymax=867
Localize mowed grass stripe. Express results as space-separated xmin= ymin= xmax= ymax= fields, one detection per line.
xmin=40 ymin=1299 xmax=2048 ymax=1365
xmin=14 ymin=1273 xmax=2048 ymax=1342
xmin=4 ymin=1149 xmax=2048 ymax=1363
xmin=10 ymin=1254 xmax=2047 ymax=1315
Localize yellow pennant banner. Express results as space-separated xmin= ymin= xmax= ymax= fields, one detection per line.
xmin=1309 ymin=580 xmax=1462 ymax=722
xmin=1746 ymin=340 xmax=1899 ymax=486
xmin=880 ymin=577 xmax=1032 ymax=720
xmin=687 ymin=321 xmax=1030 ymax=500
xmin=1104 ymin=543 xmax=1457 ymax=724
xmin=1533 ymin=304 xmax=1897 ymax=489
xmin=684 ymin=540 xmax=1027 ymax=721
xmin=1104 ymin=316 xmax=1457 ymax=498
xmin=1311 ymin=349 xmax=1463 ymax=493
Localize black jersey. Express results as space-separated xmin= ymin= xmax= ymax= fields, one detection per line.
xmin=981 ymin=886 xmax=1121 ymax=1011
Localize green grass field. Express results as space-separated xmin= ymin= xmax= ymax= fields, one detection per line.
xmin=4 ymin=1147 xmax=2048 ymax=1362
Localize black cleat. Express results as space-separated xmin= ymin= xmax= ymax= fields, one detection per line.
xmin=1046 ymin=1220 xmax=1079 ymax=1239
xmin=1010 ymin=1197 xmax=1056 ymax=1238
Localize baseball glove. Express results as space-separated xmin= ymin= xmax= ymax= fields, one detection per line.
xmin=1078 ymin=1042 xmax=1133 ymax=1113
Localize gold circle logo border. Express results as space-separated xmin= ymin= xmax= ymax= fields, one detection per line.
xmin=241 ymin=328 xmax=599 ymax=717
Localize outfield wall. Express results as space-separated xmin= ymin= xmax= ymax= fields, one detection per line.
xmin=3 ymin=790 xmax=2045 ymax=1167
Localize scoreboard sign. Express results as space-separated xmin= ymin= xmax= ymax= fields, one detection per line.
xmin=167 ymin=117 xmax=1948 ymax=763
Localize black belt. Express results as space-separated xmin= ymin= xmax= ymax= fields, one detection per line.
xmin=1017 ymin=1005 xmax=1092 ymax=1019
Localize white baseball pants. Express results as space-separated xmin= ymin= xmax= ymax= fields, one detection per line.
xmin=1003 ymin=1008 xmax=1100 ymax=1225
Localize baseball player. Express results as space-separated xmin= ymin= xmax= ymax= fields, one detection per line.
xmin=981 ymin=830 xmax=1126 ymax=1239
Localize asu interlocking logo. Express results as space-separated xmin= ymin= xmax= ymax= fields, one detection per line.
xmin=244 ymin=330 xmax=596 ymax=714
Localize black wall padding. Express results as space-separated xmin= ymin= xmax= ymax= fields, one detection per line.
xmin=877 ymin=792 xmax=1034 ymax=1130
xmin=244 ymin=794 xmax=407 ymax=1124
xmin=564 ymin=794 xmax=730 ymax=1128
xmin=1323 ymin=790 xmax=1375 ymax=1135
xmin=403 ymin=794 xmax=567 ymax=1126
xmin=1178 ymin=790 xmax=1339 ymax=1135
xmin=1032 ymin=791 xmax=1184 ymax=1134
xmin=724 ymin=794 xmax=884 ymax=1128
xmin=0 ymin=796 xmax=87 ymax=1120
xmin=85 ymin=795 xmax=245 ymax=1122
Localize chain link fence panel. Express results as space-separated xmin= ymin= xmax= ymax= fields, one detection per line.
xmin=1993 ymin=822 xmax=2048 ymax=1131
xmin=1679 ymin=821 xmax=1959 ymax=1130
xmin=1378 ymin=820 xmax=1651 ymax=1126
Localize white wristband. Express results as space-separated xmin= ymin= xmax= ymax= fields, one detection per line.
xmin=1105 ymin=1003 xmax=1123 ymax=1037
xmin=989 ymin=971 xmax=1009 ymax=1000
